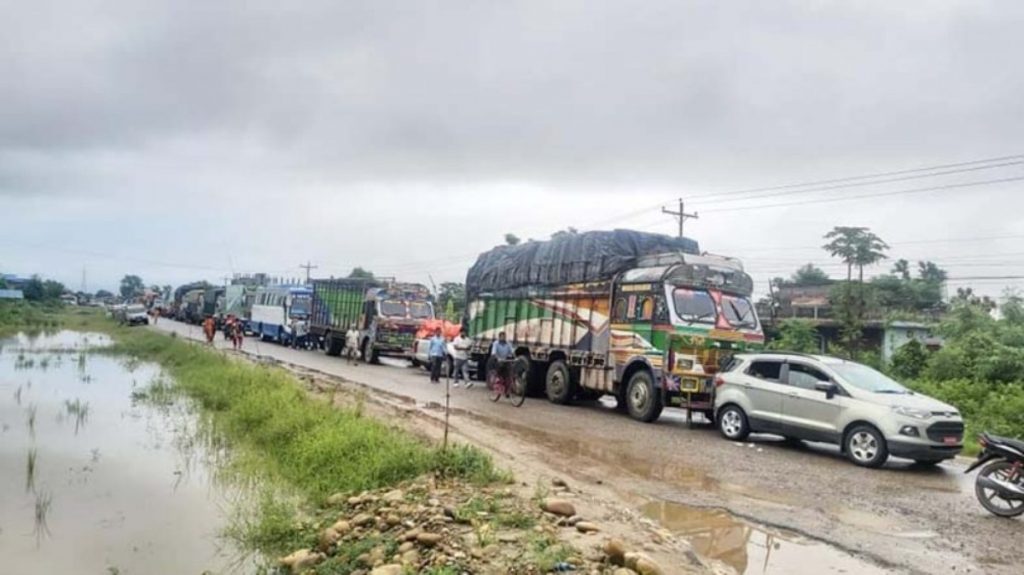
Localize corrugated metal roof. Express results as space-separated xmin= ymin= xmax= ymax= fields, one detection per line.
xmin=0 ymin=289 xmax=25 ymax=299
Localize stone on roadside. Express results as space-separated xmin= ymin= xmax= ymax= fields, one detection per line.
xmin=326 ymin=493 xmax=347 ymax=506
xmin=416 ymin=532 xmax=443 ymax=547
xmin=370 ymin=565 xmax=403 ymax=575
xmin=552 ymin=477 xmax=568 ymax=488
xmin=401 ymin=549 xmax=420 ymax=565
xmin=398 ymin=541 xmax=415 ymax=553
xmin=278 ymin=549 xmax=325 ymax=573
xmin=382 ymin=489 xmax=404 ymax=503
xmin=575 ymin=521 xmax=600 ymax=533
xmin=318 ymin=527 xmax=340 ymax=551
xmin=603 ymin=539 xmax=627 ymax=565
xmin=613 ymin=569 xmax=638 ymax=575
xmin=331 ymin=519 xmax=352 ymax=535
xmin=635 ymin=557 xmax=664 ymax=575
xmin=541 ymin=497 xmax=576 ymax=517
xmin=352 ymin=512 xmax=374 ymax=527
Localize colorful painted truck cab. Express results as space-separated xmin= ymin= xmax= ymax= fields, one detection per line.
xmin=465 ymin=230 xmax=764 ymax=423
xmin=311 ymin=279 xmax=435 ymax=364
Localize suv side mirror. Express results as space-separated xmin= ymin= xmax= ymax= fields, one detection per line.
xmin=814 ymin=381 xmax=837 ymax=399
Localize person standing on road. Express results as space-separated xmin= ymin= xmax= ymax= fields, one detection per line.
xmin=231 ymin=318 xmax=244 ymax=351
xmin=203 ymin=315 xmax=216 ymax=345
xmin=428 ymin=328 xmax=447 ymax=383
xmin=452 ymin=330 xmax=472 ymax=388
xmin=292 ymin=318 xmax=308 ymax=349
xmin=345 ymin=324 xmax=361 ymax=365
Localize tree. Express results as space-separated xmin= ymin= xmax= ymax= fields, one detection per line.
xmin=768 ymin=319 xmax=820 ymax=353
xmin=790 ymin=263 xmax=830 ymax=286
xmin=43 ymin=280 xmax=65 ymax=301
xmin=504 ymin=233 xmax=521 ymax=246
xmin=347 ymin=267 xmax=375 ymax=279
xmin=120 ymin=275 xmax=145 ymax=299
xmin=95 ymin=289 xmax=114 ymax=299
xmin=822 ymin=226 xmax=888 ymax=358
xmin=889 ymin=339 xmax=929 ymax=379
xmin=22 ymin=276 xmax=45 ymax=301
xmin=917 ymin=261 xmax=948 ymax=283
xmin=437 ymin=282 xmax=466 ymax=321
xmin=892 ymin=259 xmax=911 ymax=281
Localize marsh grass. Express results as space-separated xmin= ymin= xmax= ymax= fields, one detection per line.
xmin=64 ymin=398 xmax=90 ymax=434
xmin=33 ymin=489 xmax=53 ymax=547
xmin=26 ymin=447 xmax=38 ymax=492
xmin=14 ymin=384 xmax=22 ymax=405
xmin=27 ymin=403 xmax=37 ymax=437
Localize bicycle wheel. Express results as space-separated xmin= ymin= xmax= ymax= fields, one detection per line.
xmin=510 ymin=359 xmax=529 ymax=407
xmin=488 ymin=372 xmax=503 ymax=402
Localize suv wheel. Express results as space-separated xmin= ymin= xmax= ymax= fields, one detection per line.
xmin=718 ymin=405 xmax=750 ymax=441
xmin=845 ymin=425 xmax=889 ymax=468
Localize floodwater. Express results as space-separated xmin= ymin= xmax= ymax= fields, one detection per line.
xmin=641 ymin=500 xmax=893 ymax=575
xmin=0 ymin=331 xmax=252 ymax=574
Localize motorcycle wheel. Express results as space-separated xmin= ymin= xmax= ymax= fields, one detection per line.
xmin=975 ymin=460 xmax=1024 ymax=518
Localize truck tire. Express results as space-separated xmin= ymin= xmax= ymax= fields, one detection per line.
xmin=362 ymin=340 xmax=380 ymax=364
xmin=625 ymin=369 xmax=663 ymax=423
xmin=545 ymin=360 xmax=573 ymax=405
xmin=324 ymin=333 xmax=343 ymax=356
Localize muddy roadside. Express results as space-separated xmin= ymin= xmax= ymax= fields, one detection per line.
xmin=250 ymin=350 xmax=893 ymax=575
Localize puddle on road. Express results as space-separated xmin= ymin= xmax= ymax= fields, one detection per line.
xmin=642 ymin=500 xmax=893 ymax=575
xmin=0 ymin=331 xmax=254 ymax=574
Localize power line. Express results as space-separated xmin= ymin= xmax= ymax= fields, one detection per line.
xmin=692 ymin=160 xmax=1024 ymax=206
xmin=686 ymin=153 xmax=1024 ymax=201
xmin=661 ymin=198 xmax=698 ymax=238
xmin=700 ymin=175 xmax=1024 ymax=214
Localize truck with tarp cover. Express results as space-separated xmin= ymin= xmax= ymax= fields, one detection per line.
xmin=465 ymin=229 xmax=764 ymax=423
xmin=311 ymin=279 xmax=435 ymax=363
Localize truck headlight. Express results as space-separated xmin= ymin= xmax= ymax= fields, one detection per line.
xmin=892 ymin=406 xmax=932 ymax=420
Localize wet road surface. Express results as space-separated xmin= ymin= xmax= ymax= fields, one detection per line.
xmin=154 ymin=320 xmax=1023 ymax=574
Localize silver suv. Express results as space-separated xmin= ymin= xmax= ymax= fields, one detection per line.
xmin=714 ymin=352 xmax=964 ymax=468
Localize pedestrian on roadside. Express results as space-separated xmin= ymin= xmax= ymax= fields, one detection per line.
xmin=452 ymin=330 xmax=472 ymax=388
xmin=345 ymin=324 xmax=361 ymax=365
xmin=428 ymin=328 xmax=447 ymax=383
xmin=292 ymin=318 xmax=308 ymax=349
xmin=203 ymin=315 xmax=216 ymax=345
xmin=151 ymin=307 xmax=159 ymax=325
xmin=231 ymin=318 xmax=244 ymax=351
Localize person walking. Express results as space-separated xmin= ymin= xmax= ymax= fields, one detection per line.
xmin=428 ymin=328 xmax=447 ymax=384
xmin=231 ymin=318 xmax=244 ymax=351
xmin=203 ymin=315 xmax=216 ymax=345
xmin=451 ymin=330 xmax=472 ymax=388
xmin=345 ymin=325 xmax=361 ymax=365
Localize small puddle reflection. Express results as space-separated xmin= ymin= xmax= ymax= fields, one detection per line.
xmin=642 ymin=500 xmax=892 ymax=574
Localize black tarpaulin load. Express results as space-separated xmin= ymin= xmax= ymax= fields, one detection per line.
xmin=465 ymin=229 xmax=700 ymax=297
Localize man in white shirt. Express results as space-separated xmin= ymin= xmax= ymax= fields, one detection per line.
xmin=345 ymin=325 xmax=361 ymax=365
xmin=451 ymin=331 xmax=473 ymax=388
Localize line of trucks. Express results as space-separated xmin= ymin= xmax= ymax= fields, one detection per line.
xmin=167 ymin=229 xmax=765 ymax=424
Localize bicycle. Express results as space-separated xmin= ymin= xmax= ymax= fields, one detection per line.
xmin=486 ymin=357 xmax=527 ymax=407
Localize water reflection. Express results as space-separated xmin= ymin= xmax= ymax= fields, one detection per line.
xmin=642 ymin=500 xmax=891 ymax=574
xmin=0 ymin=330 xmax=254 ymax=574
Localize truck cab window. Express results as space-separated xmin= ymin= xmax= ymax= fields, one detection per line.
xmin=380 ymin=300 xmax=406 ymax=318
xmin=672 ymin=288 xmax=716 ymax=324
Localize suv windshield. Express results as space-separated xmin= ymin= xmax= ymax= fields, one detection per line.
xmin=380 ymin=300 xmax=406 ymax=318
xmin=832 ymin=363 xmax=908 ymax=394
xmin=721 ymin=294 xmax=756 ymax=329
xmin=673 ymin=288 xmax=716 ymax=323
xmin=408 ymin=301 xmax=433 ymax=319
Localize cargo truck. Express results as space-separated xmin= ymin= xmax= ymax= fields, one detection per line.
xmin=465 ymin=229 xmax=764 ymax=424
xmin=311 ymin=279 xmax=435 ymax=364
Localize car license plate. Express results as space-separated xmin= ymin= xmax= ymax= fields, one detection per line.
xmin=943 ymin=436 xmax=958 ymax=445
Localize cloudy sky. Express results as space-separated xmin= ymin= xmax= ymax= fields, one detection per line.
xmin=2 ymin=0 xmax=1023 ymax=298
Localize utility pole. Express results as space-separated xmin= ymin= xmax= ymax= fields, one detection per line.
xmin=662 ymin=198 xmax=699 ymax=238
xmin=299 ymin=261 xmax=318 ymax=283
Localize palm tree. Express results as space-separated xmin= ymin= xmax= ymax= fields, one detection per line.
xmin=892 ymin=259 xmax=911 ymax=281
xmin=823 ymin=226 xmax=889 ymax=284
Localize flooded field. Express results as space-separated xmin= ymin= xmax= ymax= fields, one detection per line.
xmin=0 ymin=331 xmax=253 ymax=574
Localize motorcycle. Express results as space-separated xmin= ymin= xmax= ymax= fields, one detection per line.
xmin=964 ymin=432 xmax=1024 ymax=518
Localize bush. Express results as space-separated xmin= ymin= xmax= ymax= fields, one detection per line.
xmin=889 ymin=339 xmax=929 ymax=379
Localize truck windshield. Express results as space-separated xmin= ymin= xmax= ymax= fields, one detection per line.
xmin=721 ymin=294 xmax=756 ymax=329
xmin=408 ymin=301 xmax=433 ymax=319
xmin=673 ymin=288 xmax=716 ymax=323
xmin=290 ymin=295 xmax=310 ymax=316
xmin=380 ymin=300 xmax=407 ymax=318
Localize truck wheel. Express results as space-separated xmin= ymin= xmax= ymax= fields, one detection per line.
xmin=362 ymin=340 xmax=380 ymax=364
xmin=625 ymin=369 xmax=662 ymax=423
xmin=324 ymin=333 xmax=343 ymax=356
xmin=545 ymin=360 xmax=573 ymax=405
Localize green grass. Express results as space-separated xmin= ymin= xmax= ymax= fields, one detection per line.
xmin=0 ymin=301 xmax=65 ymax=334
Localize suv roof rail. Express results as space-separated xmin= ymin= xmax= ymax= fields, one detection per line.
xmin=749 ymin=350 xmax=822 ymax=359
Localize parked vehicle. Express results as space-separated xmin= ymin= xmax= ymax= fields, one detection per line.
xmin=172 ymin=282 xmax=208 ymax=323
xmin=118 ymin=304 xmax=150 ymax=326
xmin=216 ymin=284 xmax=256 ymax=332
xmin=250 ymin=285 xmax=312 ymax=344
xmin=465 ymin=229 xmax=763 ymax=423
xmin=714 ymin=352 xmax=964 ymax=467
xmin=966 ymin=432 xmax=1024 ymax=518
xmin=310 ymin=278 xmax=435 ymax=363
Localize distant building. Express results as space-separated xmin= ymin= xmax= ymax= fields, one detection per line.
xmin=882 ymin=321 xmax=943 ymax=363
xmin=1 ymin=274 xmax=29 ymax=289
xmin=0 ymin=289 xmax=25 ymax=300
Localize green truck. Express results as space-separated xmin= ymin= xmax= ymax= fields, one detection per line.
xmin=465 ymin=230 xmax=765 ymax=423
xmin=311 ymin=279 xmax=435 ymax=363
